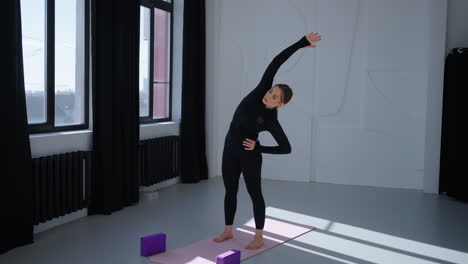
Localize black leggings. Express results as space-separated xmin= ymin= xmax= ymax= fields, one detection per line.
xmin=222 ymin=141 xmax=265 ymax=230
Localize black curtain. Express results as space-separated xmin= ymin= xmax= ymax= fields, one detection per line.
xmin=1 ymin=0 xmax=34 ymax=254
xmin=180 ymin=0 xmax=208 ymax=183
xmin=89 ymin=0 xmax=140 ymax=214
xmin=439 ymin=48 xmax=468 ymax=202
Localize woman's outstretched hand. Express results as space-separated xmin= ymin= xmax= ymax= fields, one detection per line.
xmin=305 ymin=32 xmax=321 ymax=48
xmin=243 ymin=138 xmax=257 ymax=151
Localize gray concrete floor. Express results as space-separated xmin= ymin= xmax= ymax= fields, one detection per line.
xmin=1 ymin=176 xmax=468 ymax=264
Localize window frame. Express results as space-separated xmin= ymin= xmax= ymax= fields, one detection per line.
xmin=139 ymin=0 xmax=174 ymax=124
xmin=26 ymin=0 xmax=91 ymax=134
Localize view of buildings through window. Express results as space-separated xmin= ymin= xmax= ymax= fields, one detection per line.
xmin=21 ymin=0 xmax=87 ymax=130
xmin=139 ymin=1 xmax=172 ymax=121
xmin=139 ymin=6 xmax=151 ymax=117
xmin=22 ymin=0 xmax=172 ymax=131
xmin=22 ymin=0 xmax=46 ymax=124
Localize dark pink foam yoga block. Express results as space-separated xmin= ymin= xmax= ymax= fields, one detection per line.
xmin=141 ymin=233 xmax=166 ymax=257
xmin=216 ymin=249 xmax=241 ymax=264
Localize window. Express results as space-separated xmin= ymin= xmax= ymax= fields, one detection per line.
xmin=21 ymin=0 xmax=90 ymax=133
xmin=139 ymin=0 xmax=173 ymax=123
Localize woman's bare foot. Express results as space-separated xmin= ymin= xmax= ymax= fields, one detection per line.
xmin=212 ymin=226 xmax=233 ymax=243
xmin=245 ymin=237 xmax=264 ymax=250
xmin=245 ymin=229 xmax=264 ymax=250
xmin=212 ymin=231 xmax=233 ymax=243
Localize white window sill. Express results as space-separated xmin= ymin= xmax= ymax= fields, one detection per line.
xmin=29 ymin=129 xmax=93 ymax=139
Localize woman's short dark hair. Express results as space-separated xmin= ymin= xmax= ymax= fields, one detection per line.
xmin=275 ymin=84 xmax=293 ymax=104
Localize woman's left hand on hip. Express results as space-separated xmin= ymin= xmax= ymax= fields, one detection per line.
xmin=243 ymin=138 xmax=256 ymax=150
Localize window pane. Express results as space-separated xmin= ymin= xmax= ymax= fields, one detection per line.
xmin=153 ymin=83 xmax=169 ymax=119
xmin=21 ymin=0 xmax=46 ymax=124
xmin=153 ymin=8 xmax=170 ymax=119
xmin=55 ymin=0 xmax=85 ymax=126
xmin=139 ymin=6 xmax=151 ymax=117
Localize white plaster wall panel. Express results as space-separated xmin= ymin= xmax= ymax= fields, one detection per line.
xmin=204 ymin=0 xmax=447 ymax=190
xmin=367 ymin=0 xmax=430 ymax=71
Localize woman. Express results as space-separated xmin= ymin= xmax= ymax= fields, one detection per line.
xmin=212 ymin=32 xmax=322 ymax=250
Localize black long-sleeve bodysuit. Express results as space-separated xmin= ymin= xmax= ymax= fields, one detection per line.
xmin=222 ymin=36 xmax=310 ymax=230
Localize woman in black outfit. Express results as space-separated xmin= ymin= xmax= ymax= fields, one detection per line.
xmin=212 ymin=32 xmax=321 ymax=250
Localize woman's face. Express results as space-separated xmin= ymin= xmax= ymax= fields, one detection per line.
xmin=262 ymin=86 xmax=285 ymax=109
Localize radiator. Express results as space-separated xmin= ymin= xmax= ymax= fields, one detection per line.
xmin=139 ymin=136 xmax=180 ymax=186
xmin=32 ymin=151 xmax=92 ymax=225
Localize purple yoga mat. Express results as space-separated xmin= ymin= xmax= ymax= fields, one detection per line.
xmin=148 ymin=218 xmax=315 ymax=264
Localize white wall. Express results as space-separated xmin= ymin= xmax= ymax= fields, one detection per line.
xmin=205 ymin=0 xmax=222 ymax=179
xmin=206 ymin=0 xmax=447 ymax=192
xmin=423 ymin=0 xmax=447 ymax=194
xmin=446 ymin=0 xmax=468 ymax=53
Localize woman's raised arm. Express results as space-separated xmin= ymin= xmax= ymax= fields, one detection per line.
xmin=245 ymin=33 xmax=321 ymax=101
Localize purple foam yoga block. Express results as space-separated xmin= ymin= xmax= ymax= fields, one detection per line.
xmin=216 ymin=249 xmax=241 ymax=264
xmin=140 ymin=233 xmax=166 ymax=257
